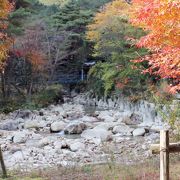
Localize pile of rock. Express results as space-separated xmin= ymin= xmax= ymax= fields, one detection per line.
xmin=0 ymin=101 xmax=170 ymax=170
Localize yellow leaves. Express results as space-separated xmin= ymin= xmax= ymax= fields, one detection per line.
xmin=0 ymin=0 xmax=13 ymax=65
xmin=86 ymin=0 xmax=131 ymax=42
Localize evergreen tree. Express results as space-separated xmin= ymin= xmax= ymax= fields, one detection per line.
xmin=53 ymin=1 xmax=93 ymax=33
xmin=8 ymin=0 xmax=39 ymax=36
xmin=51 ymin=1 xmax=94 ymax=82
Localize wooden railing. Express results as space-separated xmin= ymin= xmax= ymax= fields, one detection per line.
xmin=151 ymin=130 xmax=180 ymax=180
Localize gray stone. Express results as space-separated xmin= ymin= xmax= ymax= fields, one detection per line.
xmin=81 ymin=128 xmax=112 ymax=141
xmin=98 ymin=111 xmax=115 ymax=122
xmin=24 ymin=120 xmax=47 ymax=129
xmin=122 ymin=113 xmax=143 ymax=125
xmin=12 ymin=110 xmax=32 ymax=119
xmin=132 ymin=128 xmax=146 ymax=136
xmin=0 ymin=120 xmax=19 ymax=131
xmin=112 ymin=124 xmax=134 ymax=136
xmin=50 ymin=121 xmax=66 ymax=132
xmin=38 ymin=137 xmax=53 ymax=147
xmin=13 ymin=131 xmax=29 ymax=143
xmin=70 ymin=142 xmax=85 ymax=152
xmin=64 ymin=121 xmax=86 ymax=134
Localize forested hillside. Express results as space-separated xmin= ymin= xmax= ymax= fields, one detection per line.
xmin=1 ymin=0 xmax=113 ymax=112
xmin=0 ymin=0 xmax=179 ymax=116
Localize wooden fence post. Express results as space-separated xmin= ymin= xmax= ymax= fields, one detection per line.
xmin=0 ymin=146 xmax=7 ymax=178
xmin=151 ymin=130 xmax=180 ymax=180
xmin=160 ymin=130 xmax=169 ymax=180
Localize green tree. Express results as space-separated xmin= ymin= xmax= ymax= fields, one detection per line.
xmin=8 ymin=0 xmax=40 ymax=36
xmin=87 ymin=1 xmax=150 ymax=97
xmin=52 ymin=0 xmax=94 ymax=80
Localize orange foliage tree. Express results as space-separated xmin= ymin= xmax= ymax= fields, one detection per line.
xmin=130 ymin=0 xmax=180 ymax=93
xmin=0 ymin=0 xmax=13 ymax=70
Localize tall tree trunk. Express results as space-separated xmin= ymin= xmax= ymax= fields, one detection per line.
xmin=1 ymin=72 xmax=6 ymax=100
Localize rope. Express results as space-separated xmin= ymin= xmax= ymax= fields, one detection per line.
xmin=160 ymin=147 xmax=169 ymax=153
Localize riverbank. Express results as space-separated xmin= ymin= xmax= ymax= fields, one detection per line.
xmin=0 ymin=95 xmax=172 ymax=171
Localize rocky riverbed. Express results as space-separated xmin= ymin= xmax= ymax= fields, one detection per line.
xmin=0 ymin=96 xmax=170 ymax=170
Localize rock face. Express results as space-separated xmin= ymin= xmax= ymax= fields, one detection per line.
xmin=50 ymin=121 xmax=66 ymax=132
xmin=132 ymin=128 xmax=146 ymax=136
xmin=64 ymin=121 xmax=86 ymax=134
xmin=73 ymin=94 xmax=161 ymax=123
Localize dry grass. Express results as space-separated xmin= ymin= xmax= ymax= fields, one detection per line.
xmin=1 ymin=157 xmax=180 ymax=180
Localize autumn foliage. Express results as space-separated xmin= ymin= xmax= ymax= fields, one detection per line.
xmin=0 ymin=0 xmax=13 ymax=69
xmin=87 ymin=0 xmax=131 ymax=42
xmin=130 ymin=0 xmax=180 ymax=93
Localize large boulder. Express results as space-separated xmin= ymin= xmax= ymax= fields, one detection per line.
xmin=0 ymin=120 xmax=19 ymax=131
xmin=64 ymin=121 xmax=86 ymax=134
xmin=11 ymin=109 xmax=32 ymax=119
xmin=81 ymin=127 xmax=112 ymax=142
xmin=94 ymin=122 xmax=119 ymax=131
xmin=112 ymin=124 xmax=134 ymax=136
xmin=50 ymin=121 xmax=66 ymax=132
xmin=132 ymin=128 xmax=146 ymax=136
xmin=13 ymin=131 xmax=30 ymax=143
xmin=24 ymin=120 xmax=47 ymax=129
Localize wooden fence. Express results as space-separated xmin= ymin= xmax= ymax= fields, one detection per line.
xmin=151 ymin=130 xmax=180 ymax=180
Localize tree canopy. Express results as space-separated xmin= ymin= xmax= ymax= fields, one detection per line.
xmin=0 ymin=0 xmax=13 ymax=69
xmin=130 ymin=0 xmax=180 ymax=93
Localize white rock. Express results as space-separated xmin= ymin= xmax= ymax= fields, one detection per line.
xmin=70 ymin=142 xmax=85 ymax=152
xmin=13 ymin=131 xmax=30 ymax=143
xmin=80 ymin=116 xmax=98 ymax=122
xmin=98 ymin=111 xmax=116 ymax=122
xmin=0 ymin=120 xmax=19 ymax=131
xmin=133 ymin=128 xmax=146 ymax=136
xmin=112 ymin=124 xmax=134 ymax=136
xmin=81 ymin=128 xmax=112 ymax=142
xmin=50 ymin=121 xmax=66 ymax=132
xmin=38 ymin=137 xmax=56 ymax=147
xmin=64 ymin=121 xmax=86 ymax=134
xmin=24 ymin=120 xmax=47 ymax=129
xmin=11 ymin=151 xmax=24 ymax=161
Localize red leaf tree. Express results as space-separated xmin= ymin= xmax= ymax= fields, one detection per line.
xmin=131 ymin=0 xmax=180 ymax=93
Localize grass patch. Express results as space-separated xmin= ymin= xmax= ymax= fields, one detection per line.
xmin=1 ymin=158 xmax=180 ymax=180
